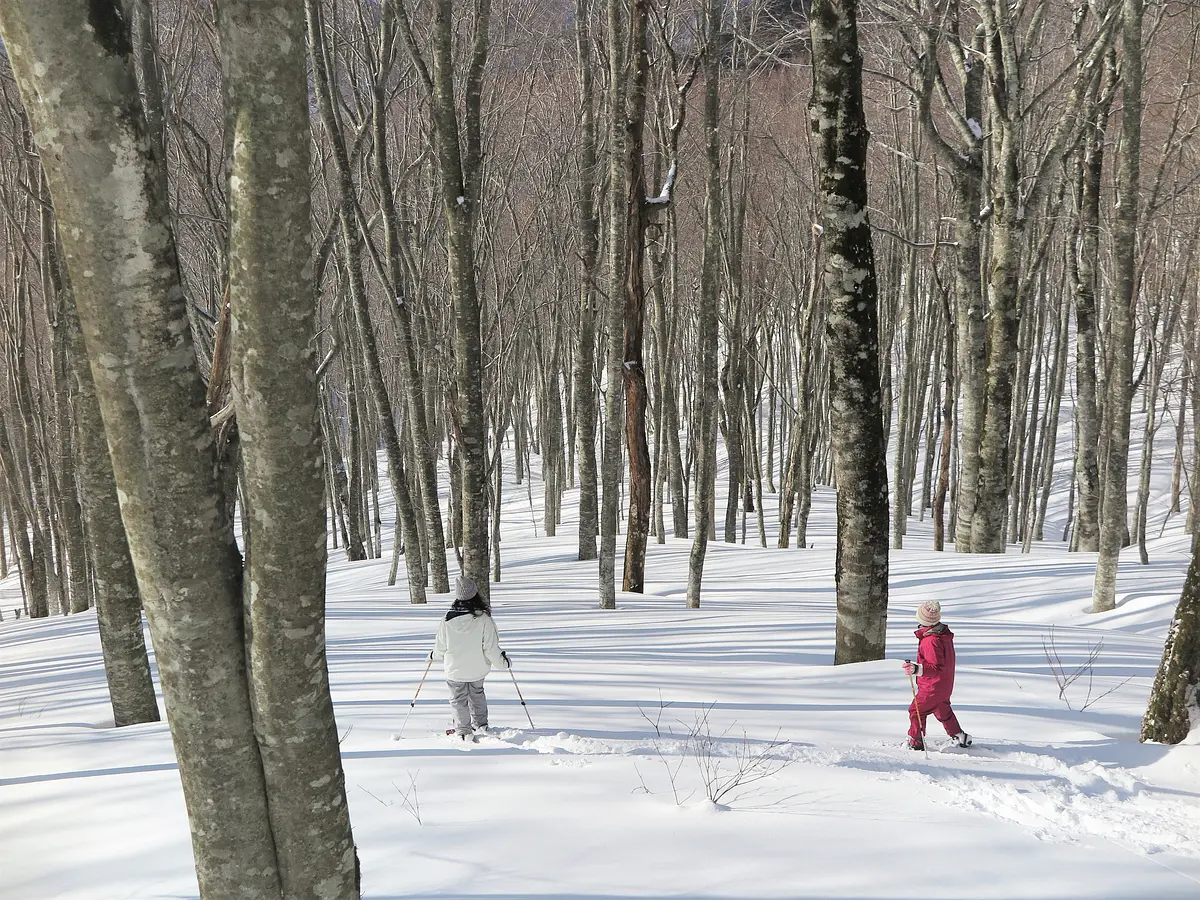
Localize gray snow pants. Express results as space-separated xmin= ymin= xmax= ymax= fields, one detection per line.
xmin=447 ymin=680 xmax=488 ymax=734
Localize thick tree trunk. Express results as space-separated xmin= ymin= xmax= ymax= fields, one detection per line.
xmin=1142 ymin=530 xmax=1200 ymax=744
xmin=0 ymin=5 xmax=285 ymax=896
xmin=808 ymin=0 xmax=890 ymax=663
xmin=64 ymin=287 xmax=160 ymax=727
xmin=222 ymin=3 xmax=359 ymax=896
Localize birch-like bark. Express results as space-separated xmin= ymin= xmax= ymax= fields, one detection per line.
xmin=221 ymin=2 xmax=359 ymax=896
xmin=687 ymin=0 xmax=722 ymax=610
xmin=967 ymin=0 xmax=1023 ymax=553
xmin=394 ymin=0 xmax=491 ymax=594
xmin=1092 ymin=0 xmax=1141 ymax=612
xmin=1142 ymin=529 xmax=1200 ymax=743
xmin=64 ymin=284 xmax=159 ymax=726
xmin=1071 ymin=55 xmax=1116 ymax=552
xmin=599 ymin=0 xmax=629 ymax=609
xmin=41 ymin=256 xmax=91 ymax=615
xmin=572 ymin=0 xmax=601 ymax=562
xmin=808 ymin=0 xmax=890 ymax=663
xmin=908 ymin=6 xmax=984 ymax=552
xmin=0 ymin=4 xmax=284 ymax=896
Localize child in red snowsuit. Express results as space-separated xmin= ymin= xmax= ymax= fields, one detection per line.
xmin=903 ymin=600 xmax=971 ymax=750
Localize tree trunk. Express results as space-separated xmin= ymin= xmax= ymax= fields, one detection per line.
xmin=371 ymin=5 xmax=449 ymax=594
xmin=686 ymin=0 xmax=722 ymax=610
xmin=1093 ymin=0 xmax=1141 ymax=613
xmin=969 ymin=169 xmax=1022 ymax=552
xmin=1142 ymin=530 xmax=1200 ymax=744
xmin=64 ymin=285 xmax=159 ymax=726
xmin=620 ymin=0 xmax=652 ymax=593
xmin=222 ymin=2 xmax=359 ymax=895
xmin=308 ymin=0 xmax=426 ymax=603
xmin=396 ymin=0 xmax=492 ymax=595
xmin=43 ymin=208 xmax=91 ymax=614
xmin=1072 ymin=55 xmax=1116 ymax=553
xmin=598 ymin=0 xmax=629 ymax=610
xmin=0 ymin=4 xmax=286 ymax=895
xmin=573 ymin=0 xmax=601 ymax=562
xmin=808 ymin=0 xmax=890 ymax=663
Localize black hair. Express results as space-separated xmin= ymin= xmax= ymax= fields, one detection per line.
xmin=447 ymin=592 xmax=491 ymax=619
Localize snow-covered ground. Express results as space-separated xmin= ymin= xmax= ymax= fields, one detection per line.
xmin=3 ymin=442 xmax=1200 ymax=898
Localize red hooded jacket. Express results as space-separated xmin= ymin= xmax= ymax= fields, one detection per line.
xmin=914 ymin=623 xmax=956 ymax=701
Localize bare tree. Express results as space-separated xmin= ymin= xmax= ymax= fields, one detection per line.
xmin=0 ymin=2 xmax=359 ymax=896
xmin=687 ymin=0 xmax=723 ymax=610
xmin=573 ymin=0 xmax=602 ymax=562
xmin=223 ymin=1 xmax=359 ymax=894
xmin=809 ymin=0 xmax=890 ymax=662
xmin=1093 ymin=0 xmax=1142 ymax=613
xmin=1142 ymin=530 xmax=1200 ymax=744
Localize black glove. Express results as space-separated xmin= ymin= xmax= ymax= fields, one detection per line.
xmin=500 ymin=650 xmax=511 ymax=669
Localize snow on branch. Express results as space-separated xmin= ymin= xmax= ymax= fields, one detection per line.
xmin=646 ymin=161 xmax=677 ymax=207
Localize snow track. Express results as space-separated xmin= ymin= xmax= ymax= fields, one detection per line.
xmin=470 ymin=727 xmax=1200 ymax=862
xmin=807 ymin=740 xmax=1200 ymax=860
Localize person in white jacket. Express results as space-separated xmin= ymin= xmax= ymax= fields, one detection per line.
xmin=432 ymin=574 xmax=510 ymax=739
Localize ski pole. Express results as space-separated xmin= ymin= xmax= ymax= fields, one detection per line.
xmin=506 ymin=660 xmax=535 ymax=729
xmin=397 ymin=655 xmax=434 ymax=739
xmin=908 ymin=669 xmax=929 ymax=760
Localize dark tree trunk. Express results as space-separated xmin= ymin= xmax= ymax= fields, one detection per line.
xmin=620 ymin=0 xmax=651 ymax=593
xmin=808 ymin=0 xmax=890 ymax=663
xmin=1142 ymin=531 xmax=1200 ymax=744
xmin=573 ymin=0 xmax=601 ymax=562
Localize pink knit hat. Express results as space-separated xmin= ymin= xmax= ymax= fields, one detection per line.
xmin=916 ymin=600 xmax=942 ymax=627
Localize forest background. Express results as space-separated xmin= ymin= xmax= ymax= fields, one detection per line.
xmin=0 ymin=1 xmax=1199 ymax=898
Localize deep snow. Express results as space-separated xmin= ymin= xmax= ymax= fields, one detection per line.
xmin=2 ymin=452 xmax=1200 ymax=899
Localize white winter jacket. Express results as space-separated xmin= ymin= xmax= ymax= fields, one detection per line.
xmin=433 ymin=611 xmax=507 ymax=683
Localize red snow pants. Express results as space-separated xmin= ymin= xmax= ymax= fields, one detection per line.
xmin=908 ymin=694 xmax=962 ymax=742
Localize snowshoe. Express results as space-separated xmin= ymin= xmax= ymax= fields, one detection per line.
xmin=446 ymin=728 xmax=477 ymax=743
xmin=907 ymin=736 xmax=924 ymax=751
xmin=953 ymin=732 xmax=972 ymax=748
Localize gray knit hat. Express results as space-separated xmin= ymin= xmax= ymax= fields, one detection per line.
xmin=455 ymin=574 xmax=478 ymax=601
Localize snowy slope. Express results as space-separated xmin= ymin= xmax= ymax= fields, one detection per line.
xmin=2 ymin=445 xmax=1200 ymax=898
